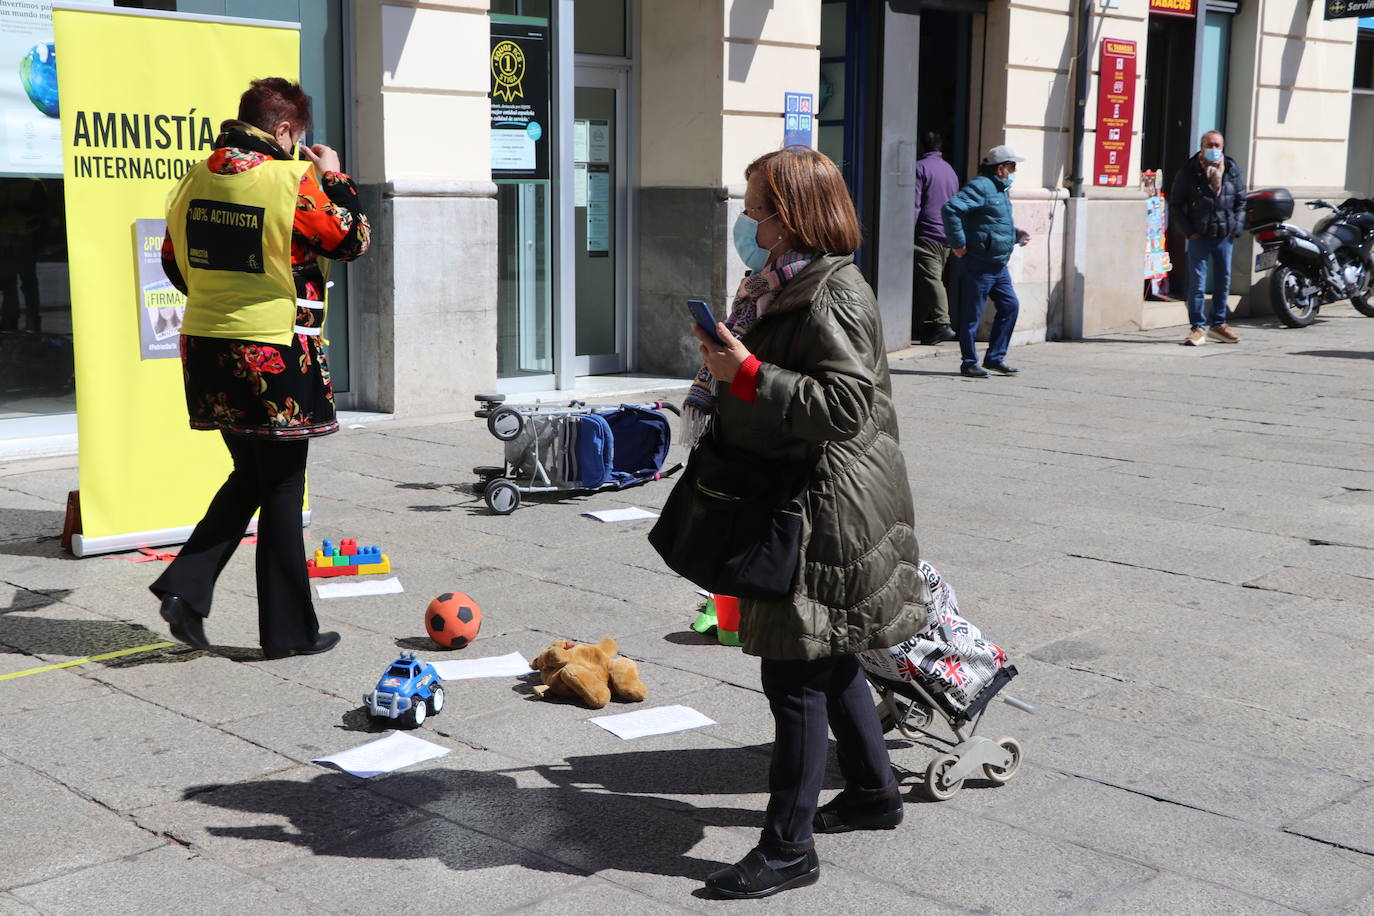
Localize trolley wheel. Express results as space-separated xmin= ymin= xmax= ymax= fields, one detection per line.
xmin=982 ymin=737 xmax=1023 ymax=784
xmin=474 ymin=392 xmax=506 ymax=404
xmin=923 ymin=753 xmax=964 ymax=801
xmin=487 ymin=406 xmax=524 ymax=441
xmin=473 ymin=465 xmax=505 ymax=479
xmin=484 ymin=478 xmax=521 ymax=514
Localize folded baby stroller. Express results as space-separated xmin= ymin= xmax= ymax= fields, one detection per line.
xmin=472 ymin=393 xmax=680 ymax=514
xmin=859 ymin=561 xmax=1034 ymax=800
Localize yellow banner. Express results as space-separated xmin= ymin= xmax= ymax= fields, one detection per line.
xmin=53 ymin=7 xmax=298 ymax=553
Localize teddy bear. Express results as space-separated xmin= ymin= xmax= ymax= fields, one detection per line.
xmin=528 ymin=637 xmax=648 ymax=709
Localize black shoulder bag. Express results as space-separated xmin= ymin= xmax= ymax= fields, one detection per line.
xmin=648 ymin=422 xmax=813 ymax=601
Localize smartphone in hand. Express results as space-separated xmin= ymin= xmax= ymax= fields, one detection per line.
xmin=686 ymin=298 xmax=722 ymax=345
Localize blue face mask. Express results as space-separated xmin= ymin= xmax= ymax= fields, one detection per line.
xmin=1002 ymin=172 xmax=1016 ymax=187
xmin=733 ymin=211 xmax=777 ymax=272
xmin=1203 ymin=148 xmax=1223 ymax=163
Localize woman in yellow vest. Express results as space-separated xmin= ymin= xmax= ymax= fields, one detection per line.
xmin=151 ymin=78 xmax=370 ymax=659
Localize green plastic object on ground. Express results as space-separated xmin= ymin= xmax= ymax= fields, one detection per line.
xmin=690 ymin=595 xmax=741 ymax=647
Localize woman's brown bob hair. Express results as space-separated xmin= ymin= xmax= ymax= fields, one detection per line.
xmin=745 ymin=147 xmax=862 ymax=256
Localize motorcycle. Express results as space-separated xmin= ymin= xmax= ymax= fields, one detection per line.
xmin=1245 ymin=188 xmax=1374 ymax=328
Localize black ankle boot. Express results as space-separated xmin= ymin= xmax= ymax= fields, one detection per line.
xmin=159 ymin=595 xmax=209 ymax=651
xmin=704 ymin=847 xmax=820 ymax=899
xmin=813 ymin=790 xmax=904 ymax=833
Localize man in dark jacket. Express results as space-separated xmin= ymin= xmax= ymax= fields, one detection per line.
xmin=941 ymin=145 xmax=1030 ymax=378
xmin=912 ymin=132 xmax=960 ymax=345
xmin=1169 ymin=130 xmax=1246 ymax=346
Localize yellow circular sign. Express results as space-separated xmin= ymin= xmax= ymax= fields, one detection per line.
xmin=491 ymin=40 xmax=525 ymax=101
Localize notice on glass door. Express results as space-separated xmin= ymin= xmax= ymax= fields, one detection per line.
xmin=588 ymin=119 xmax=610 ymax=163
xmin=574 ymin=119 xmax=589 ymax=162
xmin=586 ymin=163 xmax=610 ymax=256
xmin=574 ymin=162 xmax=588 ymax=207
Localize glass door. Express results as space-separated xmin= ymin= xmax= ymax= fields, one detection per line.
xmin=572 ymin=66 xmax=627 ymax=375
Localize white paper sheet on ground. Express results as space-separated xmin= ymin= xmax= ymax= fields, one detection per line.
xmin=431 ymin=651 xmax=535 ymax=680
xmin=315 ymin=576 xmax=404 ymax=599
xmin=581 ymin=506 xmax=659 ymax=522
xmin=313 ymin=731 xmax=449 ymax=778
xmin=589 ymin=704 xmax=717 ymax=740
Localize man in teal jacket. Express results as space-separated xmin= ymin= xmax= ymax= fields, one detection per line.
xmin=941 ymin=145 xmax=1030 ymax=377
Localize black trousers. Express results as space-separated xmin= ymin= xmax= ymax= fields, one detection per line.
xmin=759 ymin=654 xmax=898 ymax=856
xmin=151 ymin=430 xmax=319 ymax=650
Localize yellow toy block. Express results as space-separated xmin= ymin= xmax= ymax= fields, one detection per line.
xmin=315 ymin=555 xmax=334 ymax=567
xmin=357 ymin=554 xmax=391 ymax=575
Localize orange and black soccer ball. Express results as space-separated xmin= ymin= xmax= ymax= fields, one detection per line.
xmin=425 ymin=592 xmax=482 ymax=649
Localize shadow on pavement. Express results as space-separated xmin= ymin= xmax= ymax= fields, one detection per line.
xmin=182 ymin=761 xmax=767 ymax=881
xmin=1288 ymin=349 xmax=1373 ymax=360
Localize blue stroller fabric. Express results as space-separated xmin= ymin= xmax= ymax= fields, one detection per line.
xmin=572 ymin=413 xmax=614 ymax=488
xmin=570 ymin=406 xmax=672 ymax=489
xmin=606 ymin=405 xmax=672 ymax=487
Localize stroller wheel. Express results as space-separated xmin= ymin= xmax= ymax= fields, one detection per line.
xmin=922 ymin=753 xmax=964 ymax=801
xmin=487 ymin=406 xmax=524 ymax=441
xmin=484 ymin=478 xmax=521 ymax=514
xmin=474 ymin=392 xmax=505 ymax=404
xmin=982 ymin=737 xmax=1022 ymax=784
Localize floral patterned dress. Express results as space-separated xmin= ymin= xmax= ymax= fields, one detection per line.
xmin=162 ymin=126 xmax=371 ymax=439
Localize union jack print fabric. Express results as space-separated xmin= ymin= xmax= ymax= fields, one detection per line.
xmin=858 ymin=561 xmax=1010 ymax=712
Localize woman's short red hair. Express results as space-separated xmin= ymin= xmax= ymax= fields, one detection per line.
xmin=237 ymin=78 xmax=313 ymax=135
xmin=745 ymin=147 xmax=862 ymax=256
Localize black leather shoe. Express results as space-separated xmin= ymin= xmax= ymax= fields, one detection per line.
xmin=159 ymin=595 xmax=210 ymax=651
xmin=984 ymin=360 xmax=1019 ymax=375
xmin=263 ymin=631 xmax=341 ymax=660
xmin=704 ymin=847 xmax=820 ymax=899
xmin=919 ymin=325 xmax=957 ymax=345
xmin=960 ymin=364 xmax=989 ymax=378
xmin=813 ymin=791 xmax=904 ymax=834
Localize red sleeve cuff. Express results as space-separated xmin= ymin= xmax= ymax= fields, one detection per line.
xmin=730 ymin=355 xmax=762 ymax=403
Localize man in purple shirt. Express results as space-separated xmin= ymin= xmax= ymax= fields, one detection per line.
xmin=913 ymin=133 xmax=961 ymax=345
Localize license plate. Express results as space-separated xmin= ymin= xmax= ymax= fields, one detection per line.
xmin=1255 ymin=248 xmax=1279 ymax=272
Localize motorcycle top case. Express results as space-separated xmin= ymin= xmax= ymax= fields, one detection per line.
xmin=1245 ymin=188 xmax=1294 ymax=229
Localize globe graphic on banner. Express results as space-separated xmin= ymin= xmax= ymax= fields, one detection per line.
xmin=20 ymin=42 xmax=60 ymax=118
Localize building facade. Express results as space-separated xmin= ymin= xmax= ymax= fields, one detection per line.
xmin=0 ymin=0 xmax=1362 ymax=448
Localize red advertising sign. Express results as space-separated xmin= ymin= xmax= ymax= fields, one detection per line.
xmin=1092 ymin=39 xmax=1137 ymax=188
xmin=1149 ymin=0 xmax=1197 ymax=17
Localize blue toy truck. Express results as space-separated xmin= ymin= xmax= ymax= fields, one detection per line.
xmin=363 ymin=651 xmax=445 ymax=728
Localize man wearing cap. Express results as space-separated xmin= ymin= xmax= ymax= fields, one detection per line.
xmin=941 ymin=145 xmax=1031 ymax=378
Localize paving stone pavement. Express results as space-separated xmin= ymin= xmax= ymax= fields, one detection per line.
xmin=2 ymin=305 xmax=1373 ymax=914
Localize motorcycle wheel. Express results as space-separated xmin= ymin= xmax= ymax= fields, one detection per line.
xmin=1350 ymin=295 xmax=1374 ymax=318
xmin=1269 ymin=265 xmax=1319 ymax=328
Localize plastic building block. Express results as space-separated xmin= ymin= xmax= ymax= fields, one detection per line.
xmin=307 ymin=539 xmax=391 ymax=577
xmin=357 ymin=554 xmax=390 ymax=575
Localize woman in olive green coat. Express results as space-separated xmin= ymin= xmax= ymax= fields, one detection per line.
xmin=687 ymin=148 xmax=924 ymax=900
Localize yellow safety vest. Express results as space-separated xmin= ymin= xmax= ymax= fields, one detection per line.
xmin=166 ymin=158 xmax=312 ymax=345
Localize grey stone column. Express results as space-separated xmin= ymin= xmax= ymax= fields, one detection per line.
xmin=354 ymin=180 xmax=498 ymax=415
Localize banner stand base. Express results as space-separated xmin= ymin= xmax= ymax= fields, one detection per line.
xmin=70 ymin=510 xmax=312 ymax=559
